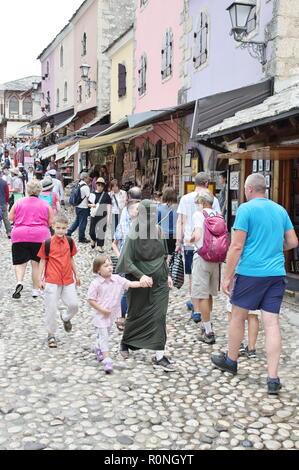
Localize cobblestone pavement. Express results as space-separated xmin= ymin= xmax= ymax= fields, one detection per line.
xmin=0 ymin=232 xmax=298 ymax=451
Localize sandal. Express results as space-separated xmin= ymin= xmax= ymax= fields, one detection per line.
xmin=116 ymin=319 xmax=126 ymax=332
xmin=48 ymin=336 xmax=57 ymax=349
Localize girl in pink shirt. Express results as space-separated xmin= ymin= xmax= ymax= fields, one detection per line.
xmin=88 ymin=256 xmax=145 ymax=374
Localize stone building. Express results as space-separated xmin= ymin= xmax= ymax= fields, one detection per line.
xmin=0 ymin=76 xmax=40 ymax=139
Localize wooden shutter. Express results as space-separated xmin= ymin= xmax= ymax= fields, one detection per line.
xmin=118 ymin=64 xmax=127 ymax=98
xmin=161 ymin=31 xmax=167 ymax=79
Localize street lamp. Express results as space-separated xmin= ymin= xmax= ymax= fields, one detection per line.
xmin=227 ymin=2 xmax=267 ymax=65
xmin=32 ymin=81 xmax=40 ymax=91
xmin=80 ymin=64 xmax=97 ymax=97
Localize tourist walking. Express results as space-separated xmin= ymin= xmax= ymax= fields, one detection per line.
xmin=9 ymin=179 xmax=53 ymax=300
xmin=157 ymin=187 xmax=178 ymax=257
xmin=48 ymin=169 xmax=65 ymax=204
xmin=211 ymin=174 xmax=298 ymax=395
xmin=34 ymin=159 xmax=44 ymax=180
xmin=176 ymin=172 xmax=221 ymax=323
xmin=88 ymin=255 xmax=146 ymax=374
xmin=109 ymin=180 xmax=127 ymax=240
xmin=37 ymin=214 xmax=80 ymax=349
xmin=0 ymin=170 xmax=12 ymax=238
xmin=116 ymin=199 xmax=175 ymax=372
xmin=40 ymin=177 xmax=61 ymax=215
xmin=10 ymin=168 xmax=25 ymax=206
xmin=188 ymin=191 xmax=228 ymax=345
xmin=67 ymin=172 xmax=91 ymax=243
xmin=88 ymin=177 xmax=112 ymax=252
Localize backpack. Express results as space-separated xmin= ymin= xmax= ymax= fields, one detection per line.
xmin=69 ymin=183 xmax=87 ymax=207
xmin=39 ymin=193 xmax=53 ymax=207
xmin=44 ymin=237 xmax=74 ymax=258
xmin=198 ymin=210 xmax=229 ymax=263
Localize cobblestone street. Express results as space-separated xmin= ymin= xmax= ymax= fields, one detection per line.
xmin=0 ymin=232 xmax=298 ymax=451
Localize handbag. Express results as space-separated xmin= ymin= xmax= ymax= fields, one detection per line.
xmin=169 ymin=252 xmax=185 ymax=289
xmin=111 ymin=255 xmax=119 ymax=274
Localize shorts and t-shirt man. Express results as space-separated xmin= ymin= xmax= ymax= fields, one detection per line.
xmin=231 ymin=198 xmax=294 ymax=314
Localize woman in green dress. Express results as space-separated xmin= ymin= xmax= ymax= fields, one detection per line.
xmin=116 ymin=199 xmax=175 ymax=372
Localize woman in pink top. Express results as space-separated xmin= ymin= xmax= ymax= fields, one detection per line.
xmin=9 ymin=179 xmax=53 ymax=300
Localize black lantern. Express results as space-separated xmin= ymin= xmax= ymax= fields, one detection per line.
xmin=227 ymin=2 xmax=255 ymax=40
xmin=227 ymin=2 xmax=267 ymax=66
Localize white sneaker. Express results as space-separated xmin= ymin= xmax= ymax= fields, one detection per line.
xmin=32 ymin=289 xmax=40 ymax=298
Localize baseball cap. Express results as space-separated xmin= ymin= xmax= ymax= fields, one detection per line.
xmin=48 ymin=169 xmax=57 ymax=176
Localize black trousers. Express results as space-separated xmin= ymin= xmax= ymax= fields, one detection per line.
xmin=89 ymin=216 xmax=107 ymax=247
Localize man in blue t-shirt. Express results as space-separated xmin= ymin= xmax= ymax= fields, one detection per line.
xmin=211 ymin=173 xmax=298 ymax=395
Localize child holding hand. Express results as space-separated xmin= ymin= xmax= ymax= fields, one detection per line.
xmin=88 ymin=255 xmax=148 ymax=374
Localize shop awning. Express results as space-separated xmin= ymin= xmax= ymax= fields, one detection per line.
xmin=43 ymin=113 xmax=76 ymax=137
xmin=39 ymin=144 xmax=58 ymax=160
xmin=95 ymin=102 xmax=196 ymax=137
xmin=79 ymin=125 xmax=154 ymax=152
xmin=191 ymin=79 xmax=274 ymax=139
xmin=217 ymin=145 xmax=299 ymax=161
xmin=56 ymin=142 xmax=80 ymax=162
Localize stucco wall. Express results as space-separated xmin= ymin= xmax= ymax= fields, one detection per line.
xmin=181 ymin=0 xmax=274 ymax=103
xmin=54 ymin=28 xmax=75 ymax=112
xmin=133 ymin=0 xmax=184 ymax=113
xmin=110 ymin=39 xmax=134 ymax=123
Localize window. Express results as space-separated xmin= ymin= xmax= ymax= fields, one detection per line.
xmin=9 ymin=97 xmax=19 ymax=115
xmin=56 ymin=89 xmax=60 ymax=108
xmin=118 ymin=63 xmax=127 ymax=98
xmin=82 ymin=33 xmax=87 ymax=56
xmin=138 ymin=54 xmax=147 ymax=96
xmin=246 ymin=0 xmax=257 ymax=34
xmin=46 ymin=91 xmax=51 ymax=112
xmin=78 ymin=85 xmax=83 ymax=103
xmin=23 ymin=98 xmax=32 ymax=115
xmin=161 ymin=29 xmax=173 ymax=80
xmin=46 ymin=61 xmax=50 ymax=78
xmin=64 ymin=82 xmax=68 ymax=102
xmin=193 ymin=12 xmax=208 ymax=68
xmin=140 ymin=0 xmax=148 ymax=7
xmin=60 ymin=45 xmax=64 ymax=68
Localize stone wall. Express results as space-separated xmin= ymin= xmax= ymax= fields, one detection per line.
xmin=266 ymin=0 xmax=299 ymax=91
xmin=97 ymin=0 xmax=135 ymax=117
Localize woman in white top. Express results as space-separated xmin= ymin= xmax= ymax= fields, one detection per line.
xmin=109 ymin=180 xmax=127 ymax=240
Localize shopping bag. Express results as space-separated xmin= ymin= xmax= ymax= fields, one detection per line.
xmin=169 ymin=252 xmax=185 ymax=289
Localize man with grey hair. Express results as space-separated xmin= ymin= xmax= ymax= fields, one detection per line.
xmin=67 ymin=172 xmax=91 ymax=243
xmin=212 ymin=173 xmax=298 ymax=395
xmin=187 ymin=190 xmax=222 ymax=344
xmin=176 ymin=172 xmax=221 ymax=322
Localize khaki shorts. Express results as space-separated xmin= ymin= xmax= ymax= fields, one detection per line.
xmin=191 ymin=256 xmax=220 ymax=299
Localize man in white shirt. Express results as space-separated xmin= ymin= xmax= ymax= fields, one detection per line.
xmin=48 ymin=169 xmax=65 ymax=203
xmin=67 ymin=173 xmax=91 ymax=243
xmin=176 ymin=172 xmax=220 ymax=322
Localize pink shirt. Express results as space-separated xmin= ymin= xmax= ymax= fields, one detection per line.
xmin=88 ymin=274 xmax=131 ymax=328
xmin=11 ymin=197 xmax=51 ymax=244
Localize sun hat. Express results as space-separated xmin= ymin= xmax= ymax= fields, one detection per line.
xmin=48 ymin=169 xmax=57 ymax=176
xmin=42 ymin=176 xmax=54 ymax=191
xmin=10 ymin=168 xmax=22 ymax=177
xmin=18 ymin=163 xmax=24 ymax=168
xmin=96 ymin=177 xmax=106 ymax=185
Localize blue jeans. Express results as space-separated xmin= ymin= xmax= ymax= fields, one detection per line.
xmin=68 ymin=207 xmax=90 ymax=241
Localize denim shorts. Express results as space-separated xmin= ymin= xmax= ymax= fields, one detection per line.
xmin=230 ymin=274 xmax=287 ymax=314
xmin=184 ymin=249 xmax=194 ymax=275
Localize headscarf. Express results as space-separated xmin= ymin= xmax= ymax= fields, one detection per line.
xmin=116 ymin=200 xmax=168 ymax=277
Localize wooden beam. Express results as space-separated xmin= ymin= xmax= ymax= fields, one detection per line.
xmin=217 ymin=145 xmax=299 ymax=161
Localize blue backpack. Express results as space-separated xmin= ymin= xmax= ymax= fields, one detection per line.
xmin=69 ymin=183 xmax=87 ymax=207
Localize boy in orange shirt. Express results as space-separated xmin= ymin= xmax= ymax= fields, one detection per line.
xmin=38 ymin=214 xmax=80 ymax=348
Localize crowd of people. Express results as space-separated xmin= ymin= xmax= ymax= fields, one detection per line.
xmin=0 ymin=149 xmax=297 ymax=396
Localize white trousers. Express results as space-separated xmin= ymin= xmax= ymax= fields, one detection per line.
xmin=44 ymin=283 xmax=79 ymax=335
xmin=96 ymin=327 xmax=112 ymax=353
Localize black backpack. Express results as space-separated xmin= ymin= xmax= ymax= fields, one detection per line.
xmin=45 ymin=237 xmax=74 ymax=258
xmin=69 ymin=182 xmax=87 ymax=207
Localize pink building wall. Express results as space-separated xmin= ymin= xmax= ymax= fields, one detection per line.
xmin=134 ymin=0 xmax=184 ymax=113
xmin=41 ymin=51 xmax=55 ymax=113
xmin=73 ymin=0 xmax=98 ymax=113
